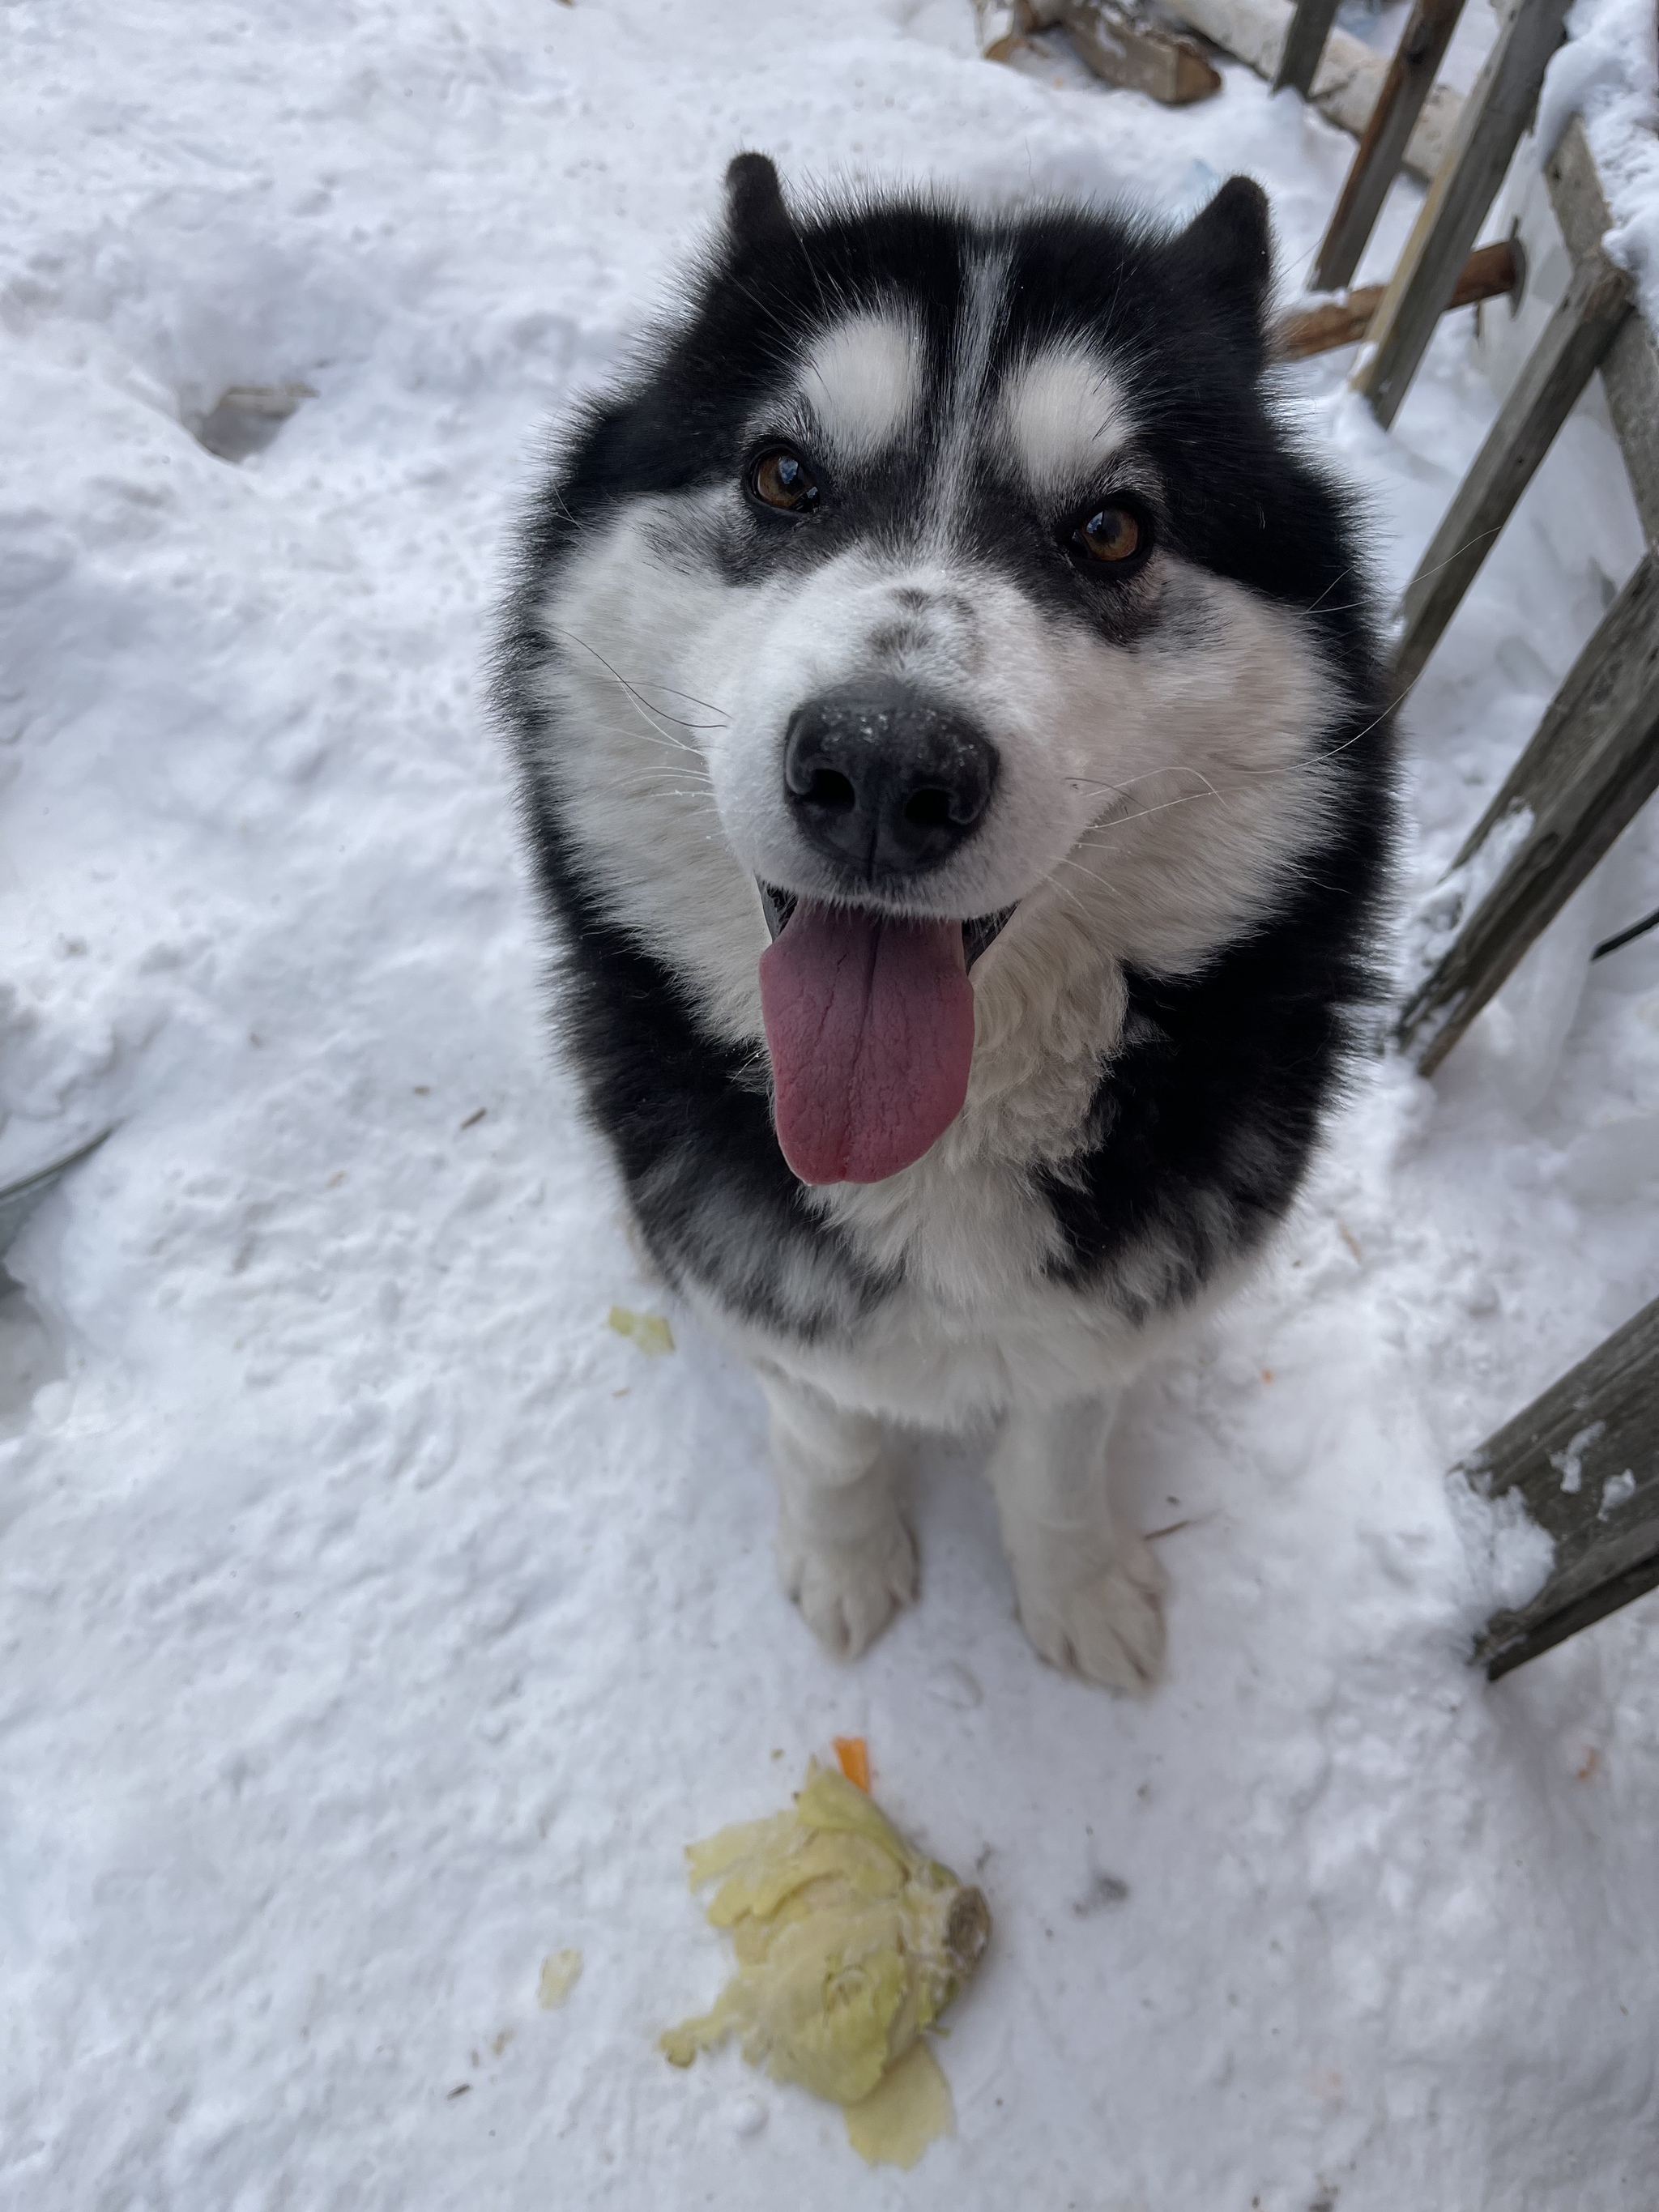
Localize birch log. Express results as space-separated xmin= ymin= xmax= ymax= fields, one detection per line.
xmin=979 ymin=0 xmax=1463 ymax=179
xmin=1161 ymin=0 xmax=1465 ymax=179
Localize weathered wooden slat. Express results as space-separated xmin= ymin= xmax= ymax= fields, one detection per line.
xmin=1392 ymin=248 xmax=1632 ymax=691
xmin=1272 ymin=0 xmax=1341 ymax=95
xmin=1351 ymin=0 xmax=1573 ymax=429
xmin=1460 ymin=1297 xmax=1659 ymax=1678
xmin=1545 ymin=109 xmax=1616 ymax=263
xmin=1597 ymin=310 xmax=1659 ymax=549
xmin=1312 ymin=0 xmax=1469 ymax=293
xmin=1277 ymin=238 xmax=1515 ymax=360
xmin=1162 ymin=0 xmax=1465 ymax=181
xmin=1545 ymin=117 xmax=1659 ymax=547
xmin=1397 ymin=552 xmax=1659 ymax=1072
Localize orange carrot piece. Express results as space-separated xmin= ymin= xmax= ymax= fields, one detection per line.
xmin=833 ymin=1736 xmax=871 ymax=1792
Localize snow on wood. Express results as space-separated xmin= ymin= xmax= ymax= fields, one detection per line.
xmin=1462 ymin=1296 xmax=1659 ymax=1677
xmin=1398 ymin=552 xmax=1659 ymax=1072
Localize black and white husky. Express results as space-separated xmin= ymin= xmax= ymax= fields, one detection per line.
xmin=499 ymin=155 xmax=1394 ymax=1690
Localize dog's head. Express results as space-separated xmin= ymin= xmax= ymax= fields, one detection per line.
xmin=520 ymin=156 xmax=1381 ymax=1189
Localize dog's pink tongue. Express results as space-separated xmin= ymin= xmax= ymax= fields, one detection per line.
xmin=759 ymin=901 xmax=974 ymax=1186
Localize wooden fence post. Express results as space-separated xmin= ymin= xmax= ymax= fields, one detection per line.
xmin=1312 ymin=0 xmax=1469 ymax=292
xmin=1397 ymin=555 xmax=1659 ymax=1073
xmin=1545 ymin=119 xmax=1659 ymax=546
xmin=1350 ymin=0 xmax=1572 ymax=428
xmin=1392 ymin=246 xmax=1632 ymax=691
xmin=1272 ymin=0 xmax=1341 ymax=96
xmin=1461 ymin=1297 xmax=1659 ymax=1677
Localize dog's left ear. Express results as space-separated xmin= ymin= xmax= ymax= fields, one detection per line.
xmin=1175 ymin=176 xmax=1273 ymax=338
xmin=724 ymin=151 xmax=795 ymax=254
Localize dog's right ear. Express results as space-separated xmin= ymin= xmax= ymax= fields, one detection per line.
xmin=1175 ymin=176 xmax=1273 ymax=318
xmin=724 ymin=152 xmax=795 ymax=253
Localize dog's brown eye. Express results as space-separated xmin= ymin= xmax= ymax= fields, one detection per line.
xmin=749 ymin=446 xmax=821 ymax=514
xmin=1072 ymin=504 xmax=1143 ymax=565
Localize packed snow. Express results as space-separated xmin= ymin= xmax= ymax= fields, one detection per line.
xmin=1544 ymin=0 xmax=1659 ymax=329
xmin=2 ymin=2 xmax=1657 ymax=2206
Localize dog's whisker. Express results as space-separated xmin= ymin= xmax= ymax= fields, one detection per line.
xmin=1068 ymin=694 xmax=1401 ymax=836
xmin=1068 ymin=801 xmax=1217 ymax=845
xmin=642 ymin=677 xmax=732 ymax=722
xmin=1049 ymin=759 xmax=1236 ymax=807
xmin=617 ymin=774 xmax=719 ymax=799
xmin=1300 ymin=564 xmax=1352 ymax=617
xmin=1034 ymin=859 xmax=1119 ymax=932
xmin=600 ymin=725 xmax=717 ymax=774
xmin=1393 ymin=524 xmax=1503 ymax=594
xmin=544 ymin=622 xmax=731 ymax=739
xmin=582 ymin=680 xmax=709 ymax=753
xmin=1067 ymin=777 xmax=1235 ymax=842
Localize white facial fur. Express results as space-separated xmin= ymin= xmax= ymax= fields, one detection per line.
xmin=795 ymin=312 xmax=924 ymax=459
xmin=539 ymin=514 xmax=1340 ymax=948
xmin=532 ymin=308 xmax=1352 ymax=1298
xmin=1000 ymin=340 xmax=1134 ymax=495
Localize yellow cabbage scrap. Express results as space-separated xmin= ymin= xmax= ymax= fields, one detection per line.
xmin=661 ymin=1764 xmax=990 ymax=2162
xmin=607 ymin=1305 xmax=674 ymax=1356
xmin=537 ymin=1949 xmax=582 ymax=2009
xmin=843 ymin=2037 xmax=956 ymax=2168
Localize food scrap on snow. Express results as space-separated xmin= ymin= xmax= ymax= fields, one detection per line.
xmin=832 ymin=1735 xmax=871 ymax=1792
xmin=537 ymin=1949 xmax=583 ymax=2009
xmin=661 ymin=1762 xmax=990 ymax=2167
xmin=607 ymin=1305 xmax=675 ymax=1356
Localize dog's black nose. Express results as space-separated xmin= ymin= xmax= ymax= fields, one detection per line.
xmin=783 ymin=684 xmax=997 ymax=884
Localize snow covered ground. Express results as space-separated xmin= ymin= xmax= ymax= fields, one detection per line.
xmin=3 ymin=2 xmax=1657 ymax=2205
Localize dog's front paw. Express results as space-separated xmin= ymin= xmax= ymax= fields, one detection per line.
xmin=776 ymin=1509 xmax=918 ymax=1660
xmin=1008 ymin=1528 xmax=1168 ymax=1693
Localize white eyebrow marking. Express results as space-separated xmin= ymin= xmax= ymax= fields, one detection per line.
xmin=1000 ymin=341 xmax=1133 ymax=492
xmin=796 ymin=313 xmax=923 ymax=459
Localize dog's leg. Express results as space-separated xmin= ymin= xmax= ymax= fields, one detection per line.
xmin=759 ymin=1370 xmax=917 ymax=1660
xmin=987 ymin=1395 xmax=1167 ymax=1692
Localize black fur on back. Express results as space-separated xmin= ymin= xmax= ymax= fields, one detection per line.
xmin=496 ymin=165 xmax=1395 ymax=1343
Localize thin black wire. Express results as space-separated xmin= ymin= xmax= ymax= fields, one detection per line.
xmin=1591 ymin=904 xmax=1659 ymax=961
